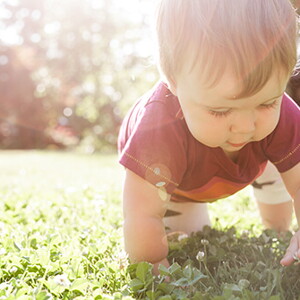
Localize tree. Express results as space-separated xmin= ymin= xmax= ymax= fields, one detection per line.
xmin=0 ymin=0 xmax=158 ymax=150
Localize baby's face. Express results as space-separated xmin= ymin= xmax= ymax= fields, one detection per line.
xmin=170 ymin=68 xmax=288 ymax=155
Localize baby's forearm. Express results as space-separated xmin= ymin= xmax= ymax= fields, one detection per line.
xmin=293 ymin=188 xmax=300 ymax=227
xmin=123 ymin=215 xmax=169 ymax=264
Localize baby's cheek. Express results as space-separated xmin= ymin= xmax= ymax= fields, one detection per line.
xmin=260 ymin=117 xmax=279 ymax=136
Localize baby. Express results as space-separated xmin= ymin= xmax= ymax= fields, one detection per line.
xmin=118 ymin=0 xmax=300 ymax=273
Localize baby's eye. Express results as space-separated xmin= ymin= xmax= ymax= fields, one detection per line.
xmin=208 ymin=108 xmax=232 ymax=118
xmin=259 ymin=99 xmax=280 ymax=110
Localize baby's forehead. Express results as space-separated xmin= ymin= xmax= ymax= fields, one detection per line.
xmin=182 ymin=54 xmax=288 ymax=98
xmin=180 ymin=66 xmax=286 ymax=103
xmin=179 ymin=65 xmax=240 ymax=97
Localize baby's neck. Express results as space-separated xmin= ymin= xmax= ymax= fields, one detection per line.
xmin=224 ymin=150 xmax=239 ymax=163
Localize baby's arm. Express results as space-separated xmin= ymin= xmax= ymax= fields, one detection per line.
xmin=122 ymin=169 xmax=171 ymax=272
xmin=279 ymin=162 xmax=300 ymax=266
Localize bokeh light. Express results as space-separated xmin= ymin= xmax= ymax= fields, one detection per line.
xmin=0 ymin=0 xmax=159 ymax=151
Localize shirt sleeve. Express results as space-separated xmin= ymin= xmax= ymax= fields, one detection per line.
xmin=264 ymin=94 xmax=300 ymax=172
xmin=118 ymin=101 xmax=187 ymax=194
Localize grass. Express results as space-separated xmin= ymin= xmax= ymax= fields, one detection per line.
xmin=0 ymin=150 xmax=299 ymax=299
xmin=0 ymin=150 xmax=127 ymax=299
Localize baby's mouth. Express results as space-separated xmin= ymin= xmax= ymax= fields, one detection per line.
xmin=227 ymin=141 xmax=248 ymax=147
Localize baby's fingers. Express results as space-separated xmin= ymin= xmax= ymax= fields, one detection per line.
xmin=280 ymin=232 xmax=300 ymax=266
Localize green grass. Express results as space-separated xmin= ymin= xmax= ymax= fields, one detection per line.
xmin=0 ymin=150 xmax=127 ymax=299
xmin=0 ymin=150 xmax=299 ymax=299
xmin=0 ymin=150 xmax=123 ymax=191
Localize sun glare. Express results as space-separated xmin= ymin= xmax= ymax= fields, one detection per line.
xmin=0 ymin=0 xmax=157 ymax=48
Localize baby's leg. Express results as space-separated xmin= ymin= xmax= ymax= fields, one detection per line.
xmin=252 ymin=162 xmax=293 ymax=231
xmin=163 ymin=201 xmax=211 ymax=235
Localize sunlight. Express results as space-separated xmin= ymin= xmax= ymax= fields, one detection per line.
xmin=0 ymin=0 xmax=157 ymax=54
xmin=115 ymin=0 xmax=157 ymax=20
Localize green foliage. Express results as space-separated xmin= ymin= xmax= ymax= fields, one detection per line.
xmin=0 ymin=151 xmax=129 ymax=298
xmin=130 ymin=228 xmax=300 ymax=299
xmin=0 ymin=151 xmax=300 ymax=299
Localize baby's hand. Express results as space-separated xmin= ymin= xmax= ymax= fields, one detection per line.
xmin=280 ymin=230 xmax=300 ymax=266
xmin=153 ymin=258 xmax=170 ymax=277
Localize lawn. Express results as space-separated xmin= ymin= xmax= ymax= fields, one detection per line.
xmin=0 ymin=150 xmax=299 ymax=299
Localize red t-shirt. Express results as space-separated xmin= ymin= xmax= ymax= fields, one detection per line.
xmin=118 ymin=82 xmax=300 ymax=203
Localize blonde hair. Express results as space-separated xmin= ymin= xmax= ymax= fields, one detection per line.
xmin=156 ymin=0 xmax=298 ymax=97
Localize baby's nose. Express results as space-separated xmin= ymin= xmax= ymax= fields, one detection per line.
xmin=230 ymin=110 xmax=256 ymax=134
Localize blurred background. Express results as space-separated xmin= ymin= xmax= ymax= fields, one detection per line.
xmin=0 ymin=0 xmax=299 ymax=153
xmin=0 ymin=0 xmax=159 ymax=153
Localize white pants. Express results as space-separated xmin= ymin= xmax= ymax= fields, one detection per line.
xmin=163 ymin=201 xmax=211 ymax=234
xmin=252 ymin=161 xmax=290 ymax=205
xmin=163 ymin=161 xmax=290 ymax=234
